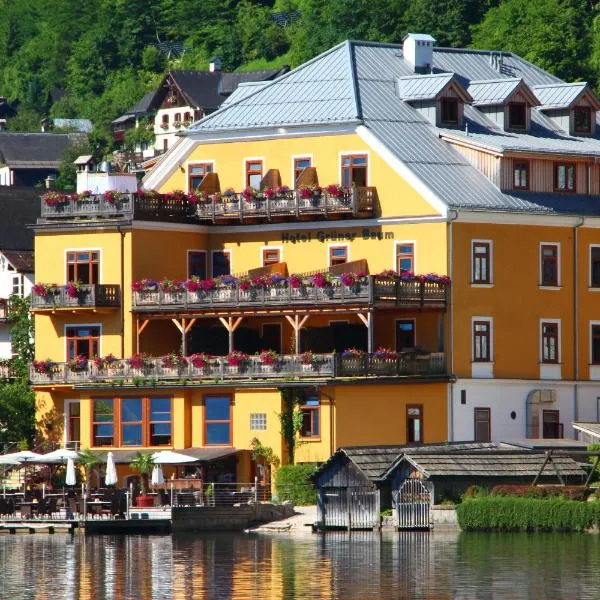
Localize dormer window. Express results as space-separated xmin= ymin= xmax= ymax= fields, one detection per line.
xmin=574 ymin=107 xmax=592 ymax=134
xmin=508 ymin=102 xmax=527 ymax=129
xmin=440 ymin=98 xmax=458 ymax=125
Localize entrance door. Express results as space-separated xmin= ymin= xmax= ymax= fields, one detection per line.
xmin=396 ymin=319 xmax=416 ymax=352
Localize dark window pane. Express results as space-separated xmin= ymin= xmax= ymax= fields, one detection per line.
xmin=94 ymin=400 xmax=113 ymax=422
xmin=150 ymin=398 xmax=171 ymax=421
xmin=206 ymin=423 xmax=230 ymax=445
xmin=206 ymin=397 xmax=230 ymax=420
xmin=122 ymin=399 xmax=142 ymax=422
xmin=122 ymin=424 xmax=142 ymax=446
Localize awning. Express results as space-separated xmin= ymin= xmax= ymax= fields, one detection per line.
xmin=107 ymin=448 xmax=239 ymax=464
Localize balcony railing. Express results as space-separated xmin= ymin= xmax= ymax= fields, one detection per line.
xmin=31 ymin=285 xmax=121 ymax=310
xmin=39 ymin=187 xmax=376 ymax=224
xmin=133 ymin=277 xmax=449 ymax=312
xmin=29 ymin=353 xmax=448 ymax=385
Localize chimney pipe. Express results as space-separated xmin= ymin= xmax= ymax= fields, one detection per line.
xmin=0 ymin=119 xmax=5 ymax=132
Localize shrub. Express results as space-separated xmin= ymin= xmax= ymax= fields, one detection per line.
xmin=463 ymin=485 xmax=486 ymax=499
xmin=457 ymin=497 xmax=600 ymax=532
xmin=490 ymin=485 xmax=590 ymax=501
xmin=274 ymin=464 xmax=316 ymax=506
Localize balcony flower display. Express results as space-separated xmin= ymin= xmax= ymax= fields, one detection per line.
xmin=159 ymin=122 xmax=169 ymax=130
xmin=311 ymin=272 xmax=333 ymax=289
xmin=74 ymin=190 xmax=93 ymax=202
xmin=131 ymin=279 xmax=159 ymax=293
xmin=218 ymin=275 xmax=239 ymax=287
xmin=68 ymin=354 xmax=88 ymax=371
xmin=32 ymin=283 xmax=59 ymax=298
xmin=163 ymin=190 xmax=186 ymax=203
xmin=289 ymin=274 xmax=303 ymax=289
xmin=103 ymin=190 xmax=124 ymax=205
xmin=173 ymin=121 xmax=182 ymax=129
xmin=373 ymin=347 xmax=398 ymax=360
xmin=326 ymin=184 xmax=345 ymax=198
xmin=189 ymin=353 xmax=211 ymax=368
xmin=183 ymin=119 xmax=193 ymax=127
xmin=93 ymin=354 xmax=118 ymax=370
xmin=227 ymin=350 xmax=249 ymax=366
xmin=127 ymin=353 xmax=152 ymax=370
xmin=222 ymin=188 xmax=237 ymax=201
xmin=265 ymin=274 xmax=287 ymax=287
xmin=339 ymin=272 xmax=356 ymax=287
xmin=342 ymin=347 xmax=365 ymax=358
xmin=161 ymin=353 xmax=188 ymax=369
xmin=238 ymin=277 xmax=252 ymax=292
xmin=160 ymin=279 xmax=184 ymax=293
xmin=276 ymin=185 xmax=290 ymax=195
xmin=32 ymin=359 xmax=55 ymax=374
xmin=263 ymin=187 xmax=276 ymax=199
xmin=259 ymin=350 xmax=279 ymax=366
xmin=299 ymin=351 xmax=314 ymax=365
xmin=298 ymin=185 xmax=322 ymax=199
xmin=241 ymin=187 xmax=258 ymax=201
xmin=42 ymin=191 xmax=68 ymax=207
xmin=65 ymin=281 xmax=85 ymax=299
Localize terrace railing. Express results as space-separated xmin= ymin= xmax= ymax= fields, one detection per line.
xmin=133 ymin=277 xmax=448 ymax=311
xmin=39 ymin=188 xmax=376 ymax=224
xmin=29 ymin=352 xmax=448 ymax=385
xmin=31 ymin=285 xmax=121 ymax=310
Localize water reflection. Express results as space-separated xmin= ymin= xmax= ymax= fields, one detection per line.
xmin=0 ymin=531 xmax=599 ymax=599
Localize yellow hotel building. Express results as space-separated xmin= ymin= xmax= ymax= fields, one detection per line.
xmin=31 ymin=35 xmax=600 ymax=482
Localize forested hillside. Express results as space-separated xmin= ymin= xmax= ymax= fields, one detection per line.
xmin=1 ymin=0 xmax=598 ymax=145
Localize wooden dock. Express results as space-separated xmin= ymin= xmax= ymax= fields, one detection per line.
xmin=0 ymin=520 xmax=78 ymax=534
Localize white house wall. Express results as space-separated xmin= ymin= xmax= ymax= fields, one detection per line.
xmin=451 ymin=379 xmax=600 ymax=441
xmin=0 ymin=324 xmax=11 ymax=359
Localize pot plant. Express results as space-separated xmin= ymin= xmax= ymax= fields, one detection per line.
xmin=130 ymin=452 xmax=155 ymax=507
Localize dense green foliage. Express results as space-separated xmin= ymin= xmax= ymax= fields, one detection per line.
xmin=2 ymin=0 xmax=600 ymax=147
xmin=457 ymin=497 xmax=600 ymax=532
xmin=274 ymin=464 xmax=316 ymax=505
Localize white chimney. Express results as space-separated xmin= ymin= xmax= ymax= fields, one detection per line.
xmin=0 ymin=119 xmax=6 ymax=132
xmin=403 ymin=33 xmax=436 ymax=74
xmin=209 ymin=57 xmax=222 ymax=72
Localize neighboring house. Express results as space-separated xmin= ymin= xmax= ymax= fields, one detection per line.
xmin=30 ymin=34 xmax=600 ymax=481
xmin=112 ymin=63 xmax=289 ymax=156
xmin=51 ymin=119 xmax=93 ymax=133
xmin=0 ymin=133 xmax=75 ymax=187
xmin=0 ymin=97 xmax=16 ymax=121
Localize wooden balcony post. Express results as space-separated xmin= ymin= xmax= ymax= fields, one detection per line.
xmin=171 ymin=318 xmax=197 ymax=355
xmin=357 ymin=312 xmax=373 ymax=354
xmin=218 ymin=316 xmax=243 ymax=352
xmin=136 ymin=319 xmax=150 ymax=354
xmin=285 ymin=314 xmax=309 ymax=354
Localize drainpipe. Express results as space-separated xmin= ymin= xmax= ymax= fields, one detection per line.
xmin=117 ymin=225 xmax=126 ymax=358
xmin=573 ymin=215 xmax=584 ymax=438
xmin=447 ymin=209 xmax=459 ymax=441
xmin=319 ymin=388 xmax=336 ymax=456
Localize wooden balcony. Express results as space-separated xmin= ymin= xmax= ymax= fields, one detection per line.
xmin=29 ymin=352 xmax=448 ymax=386
xmin=133 ymin=277 xmax=449 ymax=313
xmin=38 ymin=187 xmax=376 ymax=225
xmin=31 ymin=284 xmax=121 ymax=311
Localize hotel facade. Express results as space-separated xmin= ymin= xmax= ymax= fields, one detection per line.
xmin=31 ymin=35 xmax=600 ymax=482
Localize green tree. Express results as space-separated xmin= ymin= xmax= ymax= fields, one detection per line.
xmin=130 ymin=452 xmax=155 ymax=495
xmin=7 ymin=296 xmax=34 ymax=380
xmin=6 ymin=107 xmax=43 ymax=132
xmin=55 ymin=138 xmax=94 ymax=191
xmin=279 ymin=389 xmax=305 ymax=465
xmin=77 ymin=448 xmax=104 ymax=494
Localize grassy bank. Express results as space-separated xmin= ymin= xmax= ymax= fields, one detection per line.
xmin=457 ymin=497 xmax=600 ymax=532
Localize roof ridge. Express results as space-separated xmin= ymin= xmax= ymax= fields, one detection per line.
xmin=533 ymin=82 xmax=587 ymax=89
xmin=469 ymin=78 xmax=522 ymax=84
xmin=398 ymin=72 xmax=454 ymax=80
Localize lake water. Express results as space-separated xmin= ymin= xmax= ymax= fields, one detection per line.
xmin=1 ymin=531 xmax=599 ymax=599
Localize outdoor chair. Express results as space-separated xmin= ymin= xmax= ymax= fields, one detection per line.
xmin=20 ymin=503 xmax=32 ymax=519
xmin=68 ymin=498 xmax=79 ymax=519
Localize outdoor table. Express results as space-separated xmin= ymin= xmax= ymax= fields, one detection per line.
xmin=18 ymin=502 xmax=37 ymax=518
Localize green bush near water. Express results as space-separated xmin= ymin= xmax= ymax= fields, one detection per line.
xmin=274 ymin=464 xmax=317 ymax=506
xmin=457 ymin=497 xmax=600 ymax=532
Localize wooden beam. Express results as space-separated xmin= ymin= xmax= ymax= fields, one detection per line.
xmin=585 ymin=456 xmax=599 ymax=489
xmin=532 ymin=451 xmax=552 ymax=487
xmin=219 ymin=316 xmax=244 ymax=352
xmin=285 ymin=314 xmax=309 ymax=354
xmin=171 ymin=318 xmax=184 ymax=334
xmin=356 ymin=312 xmax=373 ymax=353
xmin=184 ymin=318 xmax=197 ymax=334
xmin=136 ymin=319 xmax=150 ymax=354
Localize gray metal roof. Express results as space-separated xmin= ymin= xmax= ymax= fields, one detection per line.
xmin=467 ymin=78 xmax=525 ymax=106
xmin=397 ymin=73 xmax=464 ymax=102
xmin=221 ymin=81 xmax=268 ymax=107
xmin=572 ymin=422 xmax=600 ymax=438
xmin=52 ymin=118 xmax=93 ymax=133
xmin=533 ymin=82 xmax=589 ymax=109
xmin=0 ymin=133 xmax=72 ymax=167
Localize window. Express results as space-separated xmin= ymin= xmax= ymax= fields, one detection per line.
xmin=163 ymin=139 xmax=168 ymax=152
xmin=66 ymin=325 xmax=100 ymax=360
xmin=440 ymin=98 xmax=458 ymax=124
xmin=541 ymin=322 xmax=559 ymax=364
xmin=67 ymin=251 xmax=99 ymax=284
xmin=188 ymin=163 xmax=214 ymax=191
xmin=540 ymin=244 xmax=559 ymax=287
xmin=294 ymin=157 xmax=311 ymax=183
xmin=406 ymin=405 xmax=423 ymax=444
xmin=262 ymin=248 xmax=280 ymax=266
xmin=590 ymin=247 xmax=600 ymax=288
xmin=67 ymin=402 xmax=80 ymax=446
xmin=205 ymin=396 xmax=232 ymax=445
xmin=474 ymin=408 xmax=491 ymax=442
xmin=11 ymin=275 xmax=22 ymax=297
xmin=93 ymin=399 xmax=114 ymax=447
xmin=188 ymin=251 xmax=207 ymax=279
xmin=574 ymin=107 xmax=592 ymax=134
xmin=396 ymin=319 xmax=416 ymax=351
xmin=554 ymin=163 xmax=576 ymax=192
xmin=246 ymin=160 xmax=263 ymax=189
xmin=300 ymin=397 xmax=320 ymax=438
xmin=212 ymin=251 xmax=231 ymax=277
xmin=396 ymin=243 xmax=415 ymax=273
xmin=329 ymin=246 xmax=347 ymax=266
xmin=508 ymin=102 xmax=527 ymax=129
xmin=92 ymin=397 xmax=172 ymax=447
xmin=341 ymin=154 xmax=367 ymax=188
xmin=161 ymin=114 xmax=169 ymax=127
xmin=473 ymin=320 xmax=491 ymax=362
xmin=513 ymin=161 xmax=529 ymax=190
xmin=250 ymin=413 xmax=267 ymax=431
xmin=592 ymin=324 xmax=600 ymax=365
xmin=542 ymin=409 xmax=562 ymax=439
xmin=183 ymin=112 xmax=191 ymax=122
xmin=472 ymin=241 xmax=491 ymax=284
xmin=174 ymin=113 xmax=181 ymax=123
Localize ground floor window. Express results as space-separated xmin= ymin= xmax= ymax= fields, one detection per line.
xmin=406 ymin=405 xmax=423 ymax=443
xmin=205 ymin=395 xmax=232 ymax=445
xmin=474 ymin=407 xmax=491 ymax=442
xmin=92 ymin=397 xmax=172 ymax=447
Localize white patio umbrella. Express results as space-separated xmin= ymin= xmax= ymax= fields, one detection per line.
xmin=6 ymin=451 xmax=44 ymax=463
xmin=105 ymin=452 xmax=118 ymax=486
xmin=151 ymin=465 xmax=165 ymax=486
xmin=0 ymin=456 xmax=22 ymax=465
xmin=39 ymin=448 xmax=79 ymax=464
xmin=65 ymin=457 xmax=76 ymax=486
xmin=151 ymin=450 xmax=197 ymax=464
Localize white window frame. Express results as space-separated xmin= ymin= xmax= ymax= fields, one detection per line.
xmin=260 ymin=246 xmax=283 ymax=267
xmin=11 ymin=274 xmax=23 ymax=297
xmin=186 ymin=249 xmax=207 ymax=279
xmin=393 ymin=240 xmax=417 ymax=273
xmin=210 ymin=249 xmax=232 ymax=278
xmin=539 ymin=242 xmax=561 ymax=289
xmin=339 ymin=151 xmax=371 ymax=187
xmin=185 ymin=160 xmax=216 ymax=194
xmin=589 ymin=244 xmax=600 ymax=290
xmin=590 ymin=321 xmax=600 ymax=381
xmin=63 ymin=323 xmax=102 ymax=362
xmin=471 ymin=316 xmax=493 ymax=363
xmin=328 ymin=243 xmax=350 ymax=267
xmin=250 ymin=413 xmax=267 ymax=431
xmin=63 ymin=399 xmax=80 ymax=448
xmin=470 ymin=239 xmax=493 ymax=287
xmin=290 ymin=154 xmax=313 ymax=187
xmin=64 ymin=248 xmax=102 ymax=285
